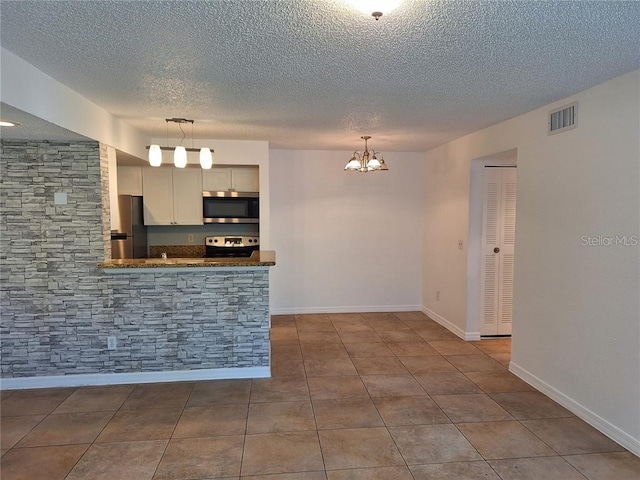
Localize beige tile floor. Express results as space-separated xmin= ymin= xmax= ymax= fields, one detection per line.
xmin=1 ymin=311 xmax=639 ymax=479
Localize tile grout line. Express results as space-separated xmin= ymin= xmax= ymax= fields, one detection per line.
xmin=295 ymin=315 xmax=327 ymax=475
xmin=147 ymin=381 xmax=194 ymax=480
xmin=238 ymin=377 xmax=253 ymax=477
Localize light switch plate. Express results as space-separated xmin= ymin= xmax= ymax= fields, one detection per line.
xmin=54 ymin=192 xmax=68 ymax=205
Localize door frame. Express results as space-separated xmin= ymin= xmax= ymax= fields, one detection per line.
xmin=466 ymin=149 xmax=518 ymax=339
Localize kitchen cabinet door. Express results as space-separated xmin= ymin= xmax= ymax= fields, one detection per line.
xmin=142 ymin=167 xmax=174 ymax=225
xmin=202 ymin=169 xmax=232 ymax=192
xmin=202 ymin=167 xmax=259 ymax=192
xmin=232 ymin=167 xmax=259 ymax=192
xmin=143 ymin=167 xmax=204 ymax=225
xmin=117 ymin=166 xmax=143 ymax=195
xmin=172 ymin=168 xmax=203 ymax=225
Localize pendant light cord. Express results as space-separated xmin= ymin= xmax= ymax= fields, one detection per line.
xmin=178 ymin=122 xmax=185 ymax=146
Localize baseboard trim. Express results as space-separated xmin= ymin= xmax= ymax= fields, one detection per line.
xmin=0 ymin=366 xmax=271 ymax=390
xmin=270 ymin=305 xmax=422 ymax=315
xmin=421 ymin=306 xmax=481 ymax=341
xmin=509 ymin=362 xmax=640 ymax=456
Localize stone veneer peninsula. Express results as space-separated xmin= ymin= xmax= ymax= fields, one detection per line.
xmin=0 ymin=140 xmax=274 ymax=389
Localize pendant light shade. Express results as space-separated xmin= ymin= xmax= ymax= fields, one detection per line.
xmin=174 ymin=146 xmax=187 ymax=168
xmin=199 ymin=147 xmax=213 ymax=169
xmin=367 ymin=155 xmax=381 ymax=170
xmin=345 ymin=155 xmax=362 ymax=171
xmin=148 ymin=144 xmax=162 ymax=167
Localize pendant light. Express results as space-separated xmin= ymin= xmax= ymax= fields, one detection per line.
xmin=199 ymin=148 xmax=213 ymax=169
xmin=344 ymin=136 xmax=389 ymax=173
xmin=146 ymin=118 xmax=215 ymax=169
xmin=148 ymin=145 xmax=162 ymax=167
xmin=174 ymin=146 xmax=187 ymax=168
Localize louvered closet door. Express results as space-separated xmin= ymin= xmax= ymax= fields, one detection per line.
xmin=480 ymin=167 xmax=517 ymax=336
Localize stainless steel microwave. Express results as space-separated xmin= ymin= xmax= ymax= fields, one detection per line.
xmin=202 ymin=191 xmax=259 ymax=223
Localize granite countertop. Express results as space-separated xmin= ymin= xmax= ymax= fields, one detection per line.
xmin=99 ymin=250 xmax=275 ymax=269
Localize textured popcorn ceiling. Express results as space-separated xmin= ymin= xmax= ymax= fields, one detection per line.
xmin=1 ymin=0 xmax=639 ymax=151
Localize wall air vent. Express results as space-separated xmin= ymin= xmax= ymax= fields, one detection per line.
xmin=548 ymin=101 xmax=577 ymax=135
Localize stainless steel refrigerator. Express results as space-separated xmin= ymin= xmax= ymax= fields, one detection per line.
xmin=110 ymin=195 xmax=147 ymax=259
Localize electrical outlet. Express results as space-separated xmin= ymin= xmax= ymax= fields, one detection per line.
xmin=187 ymin=234 xmax=194 ymax=243
xmin=436 ymin=290 xmax=441 ymax=301
xmin=458 ymin=240 xmax=463 ymax=250
xmin=107 ymin=336 xmax=117 ymax=350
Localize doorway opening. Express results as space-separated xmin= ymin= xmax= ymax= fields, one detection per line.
xmin=466 ymin=149 xmax=518 ymax=339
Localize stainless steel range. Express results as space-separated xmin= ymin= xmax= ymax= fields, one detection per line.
xmin=204 ymin=235 xmax=260 ymax=258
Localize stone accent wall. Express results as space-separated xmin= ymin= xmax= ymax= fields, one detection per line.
xmin=106 ymin=270 xmax=270 ymax=372
xmin=1 ymin=140 xmax=269 ymax=379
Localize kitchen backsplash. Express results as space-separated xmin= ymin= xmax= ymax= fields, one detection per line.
xmin=146 ymin=224 xmax=259 ymax=247
xmin=149 ymin=245 xmax=205 ymax=258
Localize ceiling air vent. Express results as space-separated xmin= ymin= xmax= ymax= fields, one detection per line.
xmin=548 ymin=102 xmax=577 ymax=135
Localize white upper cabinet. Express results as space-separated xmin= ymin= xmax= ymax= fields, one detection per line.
xmin=142 ymin=167 xmax=203 ymax=226
xmin=202 ymin=169 xmax=233 ymax=192
xmin=117 ymin=166 xmax=143 ymax=195
xmin=142 ymin=168 xmax=174 ymax=225
xmin=202 ymin=166 xmax=259 ymax=192
xmin=232 ymin=168 xmax=260 ymax=192
xmin=172 ymin=169 xmax=204 ymax=225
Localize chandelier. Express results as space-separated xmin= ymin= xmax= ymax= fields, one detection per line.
xmin=146 ymin=118 xmax=214 ymax=169
xmin=344 ymin=136 xmax=389 ymax=172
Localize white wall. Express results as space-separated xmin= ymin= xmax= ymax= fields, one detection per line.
xmin=270 ymin=149 xmax=425 ymax=314
xmin=423 ymin=70 xmax=640 ymax=454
